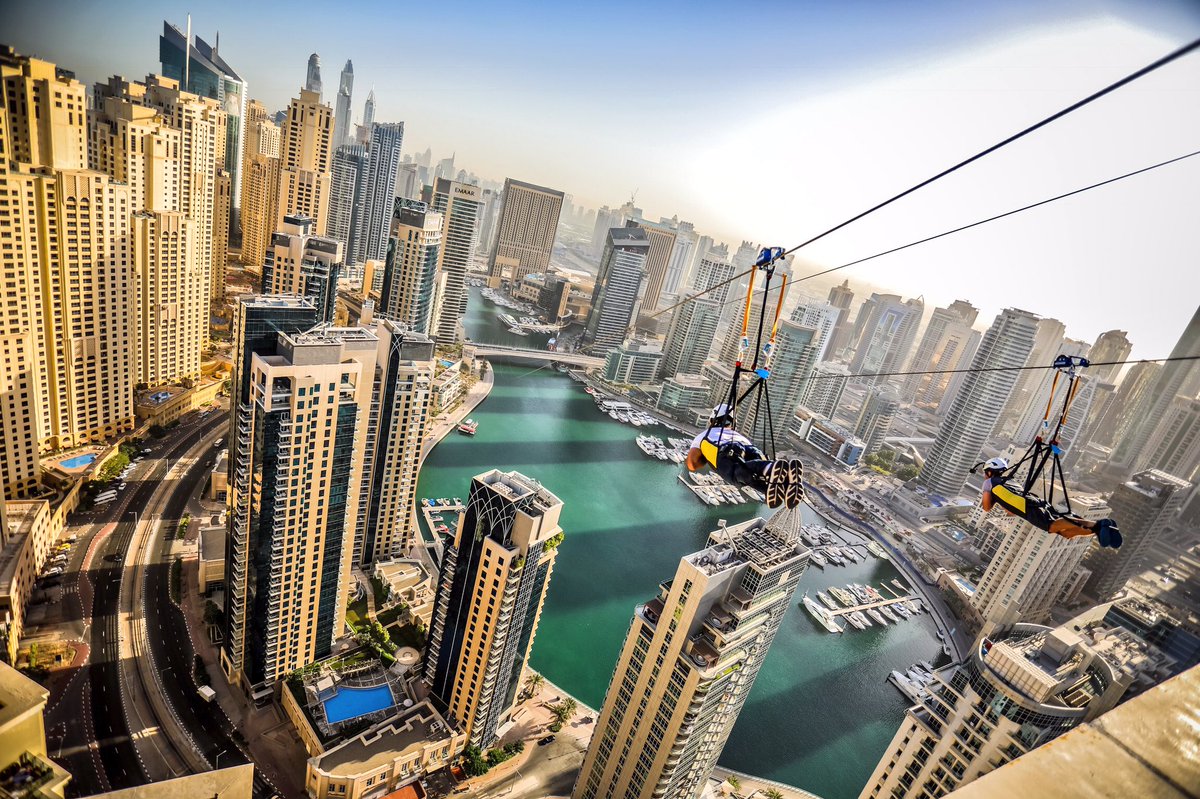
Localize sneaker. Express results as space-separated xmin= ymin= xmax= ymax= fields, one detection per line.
xmin=785 ymin=459 xmax=805 ymax=509
xmin=1096 ymin=519 xmax=1122 ymax=549
xmin=766 ymin=460 xmax=789 ymax=509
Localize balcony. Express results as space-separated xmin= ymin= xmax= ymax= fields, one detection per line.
xmin=705 ymin=604 xmax=735 ymax=633
xmin=638 ymin=597 xmax=665 ymax=627
xmin=687 ymin=633 xmax=720 ymax=669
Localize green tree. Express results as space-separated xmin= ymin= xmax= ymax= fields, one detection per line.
xmin=764 ymin=789 xmax=784 ymax=799
xmin=896 ymin=463 xmax=920 ymax=481
xmin=725 ymin=775 xmax=740 ymax=791
xmin=550 ymin=697 xmax=578 ymax=724
xmin=462 ymin=744 xmax=488 ymax=777
xmin=525 ymin=671 xmax=544 ymax=698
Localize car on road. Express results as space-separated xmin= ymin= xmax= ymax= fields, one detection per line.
xmin=44 ymin=567 xmax=64 ymax=577
xmin=213 ymin=438 xmax=223 ymax=448
xmin=538 ymin=735 xmax=556 ymax=746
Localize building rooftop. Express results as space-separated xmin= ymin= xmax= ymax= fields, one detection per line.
xmin=982 ymin=625 xmax=1119 ymax=709
xmin=312 ymin=701 xmax=452 ymax=778
xmin=85 ymin=763 xmax=254 ymax=798
xmin=0 ymin=662 xmax=48 ymax=735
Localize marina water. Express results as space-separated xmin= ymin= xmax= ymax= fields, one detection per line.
xmin=415 ymin=289 xmax=945 ymax=799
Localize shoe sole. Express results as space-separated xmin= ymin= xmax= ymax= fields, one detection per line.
xmin=766 ymin=460 xmax=788 ymax=508
xmin=785 ymin=459 xmax=805 ymax=509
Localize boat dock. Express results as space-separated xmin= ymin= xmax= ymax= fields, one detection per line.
xmin=420 ymin=499 xmax=465 ymax=538
xmin=801 ymin=595 xmax=844 ymax=634
xmin=826 ymin=593 xmax=919 ymax=618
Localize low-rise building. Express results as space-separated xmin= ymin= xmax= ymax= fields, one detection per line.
xmin=133 ymin=377 xmax=224 ymax=428
xmin=432 ymin=360 xmax=464 ymax=414
xmin=603 ymin=339 xmax=663 ymax=386
xmin=790 ymin=406 xmax=865 ymax=466
xmin=85 ymin=765 xmax=253 ymax=799
xmin=0 ymin=502 xmax=53 ymax=664
xmin=305 ymin=700 xmax=463 ymax=799
xmin=0 ymin=661 xmax=70 ymax=798
xmin=199 ymin=525 xmax=226 ymax=596
xmin=210 ymin=449 xmax=228 ymax=501
xmin=373 ymin=559 xmax=435 ymax=626
xmin=655 ymin=374 xmax=711 ymax=421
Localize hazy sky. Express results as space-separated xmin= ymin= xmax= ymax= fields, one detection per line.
xmin=9 ymin=0 xmax=1200 ymax=361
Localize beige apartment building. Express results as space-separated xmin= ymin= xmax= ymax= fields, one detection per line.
xmin=487 ymin=178 xmax=564 ymax=283
xmin=425 ymin=470 xmax=564 ymax=747
xmin=278 ymin=89 xmax=334 ymax=235
xmin=356 ymin=321 xmax=434 ymax=564
xmin=0 ymin=662 xmax=70 ymax=798
xmin=1 ymin=50 xmax=139 ymax=493
xmin=379 ymin=198 xmax=443 ymax=336
xmin=572 ymin=514 xmax=808 ymax=799
xmin=430 ymin=178 xmax=484 ymax=342
xmin=213 ymin=168 xmax=231 ymax=300
xmin=131 ymin=210 xmax=205 ymax=383
xmin=262 ymin=215 xmax=344 ymax=323
xmin=222 ymin=316 xmax=376 ymax=699
xmin=240 ymin=99 xmax=282 ymax=268
xmin=626 ymin=219 xmax=677 ymax=313
xmin=859 ymin=620 xmax=1130 ymax=799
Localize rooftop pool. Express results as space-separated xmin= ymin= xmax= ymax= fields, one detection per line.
xmin=322 ymin=684 xmax=395 ymax=724
xmin=59 ymin=453 xmax=97 ymax=470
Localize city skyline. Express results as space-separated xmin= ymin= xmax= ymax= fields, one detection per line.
xmin=7 ymin=2 xmax=1200 ymax=360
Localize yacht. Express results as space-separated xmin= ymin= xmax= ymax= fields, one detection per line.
xmin=852 ymin=611 xmax=871 ymax=628
xmin=868 ymin=608 xmax=888 ymax=626
xmin=457 ymin=419 xmax=478 ymax=435
xmin=817 ymin=591 xmax=839 ymax=611
xmin=809 ymin=550 xmax=827 ymax=569
xmin=880 ymin=606 xmax=900 ymax=623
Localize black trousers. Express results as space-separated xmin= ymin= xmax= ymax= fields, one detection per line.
xmin=715 ymin=442 xmax=771 ymax=490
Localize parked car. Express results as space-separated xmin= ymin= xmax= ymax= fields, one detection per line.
xmin=538 ymin=735 xmax=556 ymax=746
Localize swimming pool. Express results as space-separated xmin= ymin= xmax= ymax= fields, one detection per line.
xmin=322 ymin=684 xmax=395 ymax=724
xmin=59 ymin=453 xmax=97 ymax=470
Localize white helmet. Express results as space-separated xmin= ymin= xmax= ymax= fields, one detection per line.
xmin=984 ymin=457 xmax=1009 ymax=471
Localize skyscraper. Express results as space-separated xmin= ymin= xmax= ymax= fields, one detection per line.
xmin=1083 ymin=470 xmax=1193 ymax=601
xmin=361 ymin=88 xmax=376 ymax=132
xmin=1096 ymin=361 xmax=1161 ymax=450
xmin=379 ymin=199 xmax=443 ymax=336
xmin=239 ymin=99 xmax=281 ymax=267
xmin=131 ymin=211 xmax=205 ymax=384
xmin=858 ymin=619 xmax=1129 ymax=799
xmin=332 ymin=60 xmax=354 ymax=148
xmin=849 ymin=294 xmax=923 ymax=385
xmin=997 ymin=317 xmax=1066 ymax=437
xmin=487 ymin=178 xmax=564 ymax=283
xmin=802 ymin=362 xmax=851 ymax=419
xmin=901 ymin=300 xmax=979 ymax=404
xmin=430 ymin=178 xmax=484 ymax=343
xmin=159 ymin=20 xmax=246 ymax=235
xmin=1 ymin=49 xmax=137 ymax=495
xmin=583 ymin=228 xmax=650 ymax=352
xmin=791 ymin=300 xmax=841 ymax=362
xmin=305 ymin=53 xmax=322 ymax=97
xmin=660 ymin=220 xmax=697 ymax=300
xmin=625 ymin=219 xmax=678 ymax=312
xmin=213 ymin=168 xmax=231 ymax=300
xmin=658 ymin=256 xmax=735 ymax=380
xmin=971 ymin=495 xmax=1109 ymax=624
xmin=573 ymin=514 xmax=808 ymax=799
xmin=919 ymin=309 xmax=1039 ymax=497
xmin=424 ymin=470 xmax=564 ymax=747
xmin=356 ymin=321 xmax=434 ymax=564
xmin=326 ymin=143 xmax=369 ymax=262
xmin=1110 ymin=305 xmax=1200 ymax=475
xmin=1139 ymin=394 xmax=1200 ymax=481
xmin=278 ymin=88 xmax=334 ymax=235
xmin=1012 ymin=339 xmax=1093 ymax=448
xmin=824 ymin=279 xmax=855 ymax=360
xmin=738 ymin=320 xmax=820 ymax=446
xmin=261 ymin=215 xmax=345 ymax=323
xmin=357 ymin=123 xmax=405 ymax=266
xmin=222 ymin=295 xmax=321 ymax=693
xmin=1086 ymin=330 xmax=1133 ymax=385
xmin=855 ymin=386 xmax=900 ymax=455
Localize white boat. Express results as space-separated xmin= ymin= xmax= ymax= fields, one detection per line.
xmin=880 ymin=606 xmax=900 ymax=623
xmin=802 ymin=595 xmax=843 ymax=634
xmin=868 ymin=608 xmax=888 ymax=626
xmin=817 ymin=591 xmax=838 ymax=611
xmin=809 ymin=550 xmax=826 ymax=568
xmin=852 ymin=611 xmax=871 ymax=628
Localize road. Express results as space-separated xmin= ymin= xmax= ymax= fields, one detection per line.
xmin=46 ymin=412 xmax=224 ymax=795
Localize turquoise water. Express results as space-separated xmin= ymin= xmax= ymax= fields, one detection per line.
xmin=60 ymin=453 xmax=97 ymax=469
xmin=414 ymin=290 xmax=943 ymax=799
xmin=323 ymin=685 xmax=395 ymax=724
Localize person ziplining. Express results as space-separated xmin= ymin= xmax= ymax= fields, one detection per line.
xmin=684 ymin=247 xmax=805 ymax=509
xmin=972 ymin=356 xmax=1122 ymax=549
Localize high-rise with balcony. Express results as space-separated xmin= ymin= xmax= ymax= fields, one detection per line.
xmin=624 ymin=220 xmax=678 ymax=313
xmin=997 ymin=317 xmax=1065 ymax=437
xmin=658 ymin=256 xmax=735 ymax=380
xmin=858 ymin=620 xmax=1130 ymax=799
xmin=583 ymin=228 xmax=650 ymax=353
xmin=803 ymin=362 xmax=851 ymax=419
xmin=573 ymin=514 xmax=808 ymax=799
xmin=222 ymin=314 xmax=375 ymax=698
xmin=424 ymin=470 xmax=564 ymax=747
xmin=856 ymin=386 xmax=901 ymax=455
xmin=918 ymin=309 xmax=1039 ymax=498
xmin=825 ymin=279 xmax=856 ymax=360
xmin=1083 ymin=470 xmax=1192 ymax=602
xmin=901 ymin=301 xmax=979 ymax=407
xmin=738 ymin=320 xmax=820 ymax=446
xmin=332 ymin=60 xmax=354 ymax=148
xmin=278 ymin=89 xmax=334 ymax=235
xmin=0 ymin=49 xmax=137 ymax=498
xmin=357 ymin=123 xmax=406 ymax=266
xmin=431 ymin=178 xmax=484 ymax=342
xmin=262 ymin=215 xmax=344 ymax=324
xmin=486 ymin=178 xmax=564 ymax=283
xmin=240 ymin=100 xmax=282 ymax=268
xmin=326 ymin=144 xmax=369 ymax=265
xmin=356 ymin=321 xmax=434 ymax=565
xmin=131 ymin=211 xmax=205 ymax=384
xmin=791 ymin=300 xmax=841 ymax=362
xmin=379 ymin=199 xmax=443 ymax=336
xmin=850 ymin=294 xmax=923 ymax=386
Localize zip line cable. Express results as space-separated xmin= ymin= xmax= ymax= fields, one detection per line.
xmin=801 ymin=353 xmax=1200 ymax=384
xmin=706 ymin=147 xmax=1200 ymax=314
xmin=647 ymin=37 xmax=1200 ymax=322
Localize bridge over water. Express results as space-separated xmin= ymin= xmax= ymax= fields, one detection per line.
xmin=465 ymin=343 xmax=605 ymax=368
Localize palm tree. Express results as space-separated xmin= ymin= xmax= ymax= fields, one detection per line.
xmin=764 ymin=789 xmax=784 ymax=799
xmin=550 ymin=697 xmax=578 ymax=724
xmin=524 ymin=671 xmax=544 ymax=699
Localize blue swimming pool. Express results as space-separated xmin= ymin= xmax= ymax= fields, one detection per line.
xmin=322 ymin=684 xmax=395 ymax=724
xmin=60 ymin=453 xmax=97 ymax=470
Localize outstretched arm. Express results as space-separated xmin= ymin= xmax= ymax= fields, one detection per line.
xmin=686 ymin=448 xmax=706 ymax=472
xmin=981 ymin=490 xmax=994 ymax=512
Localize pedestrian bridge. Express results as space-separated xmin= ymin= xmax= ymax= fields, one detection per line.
xmin=465 ymin=343 xmax=605 ymax=368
